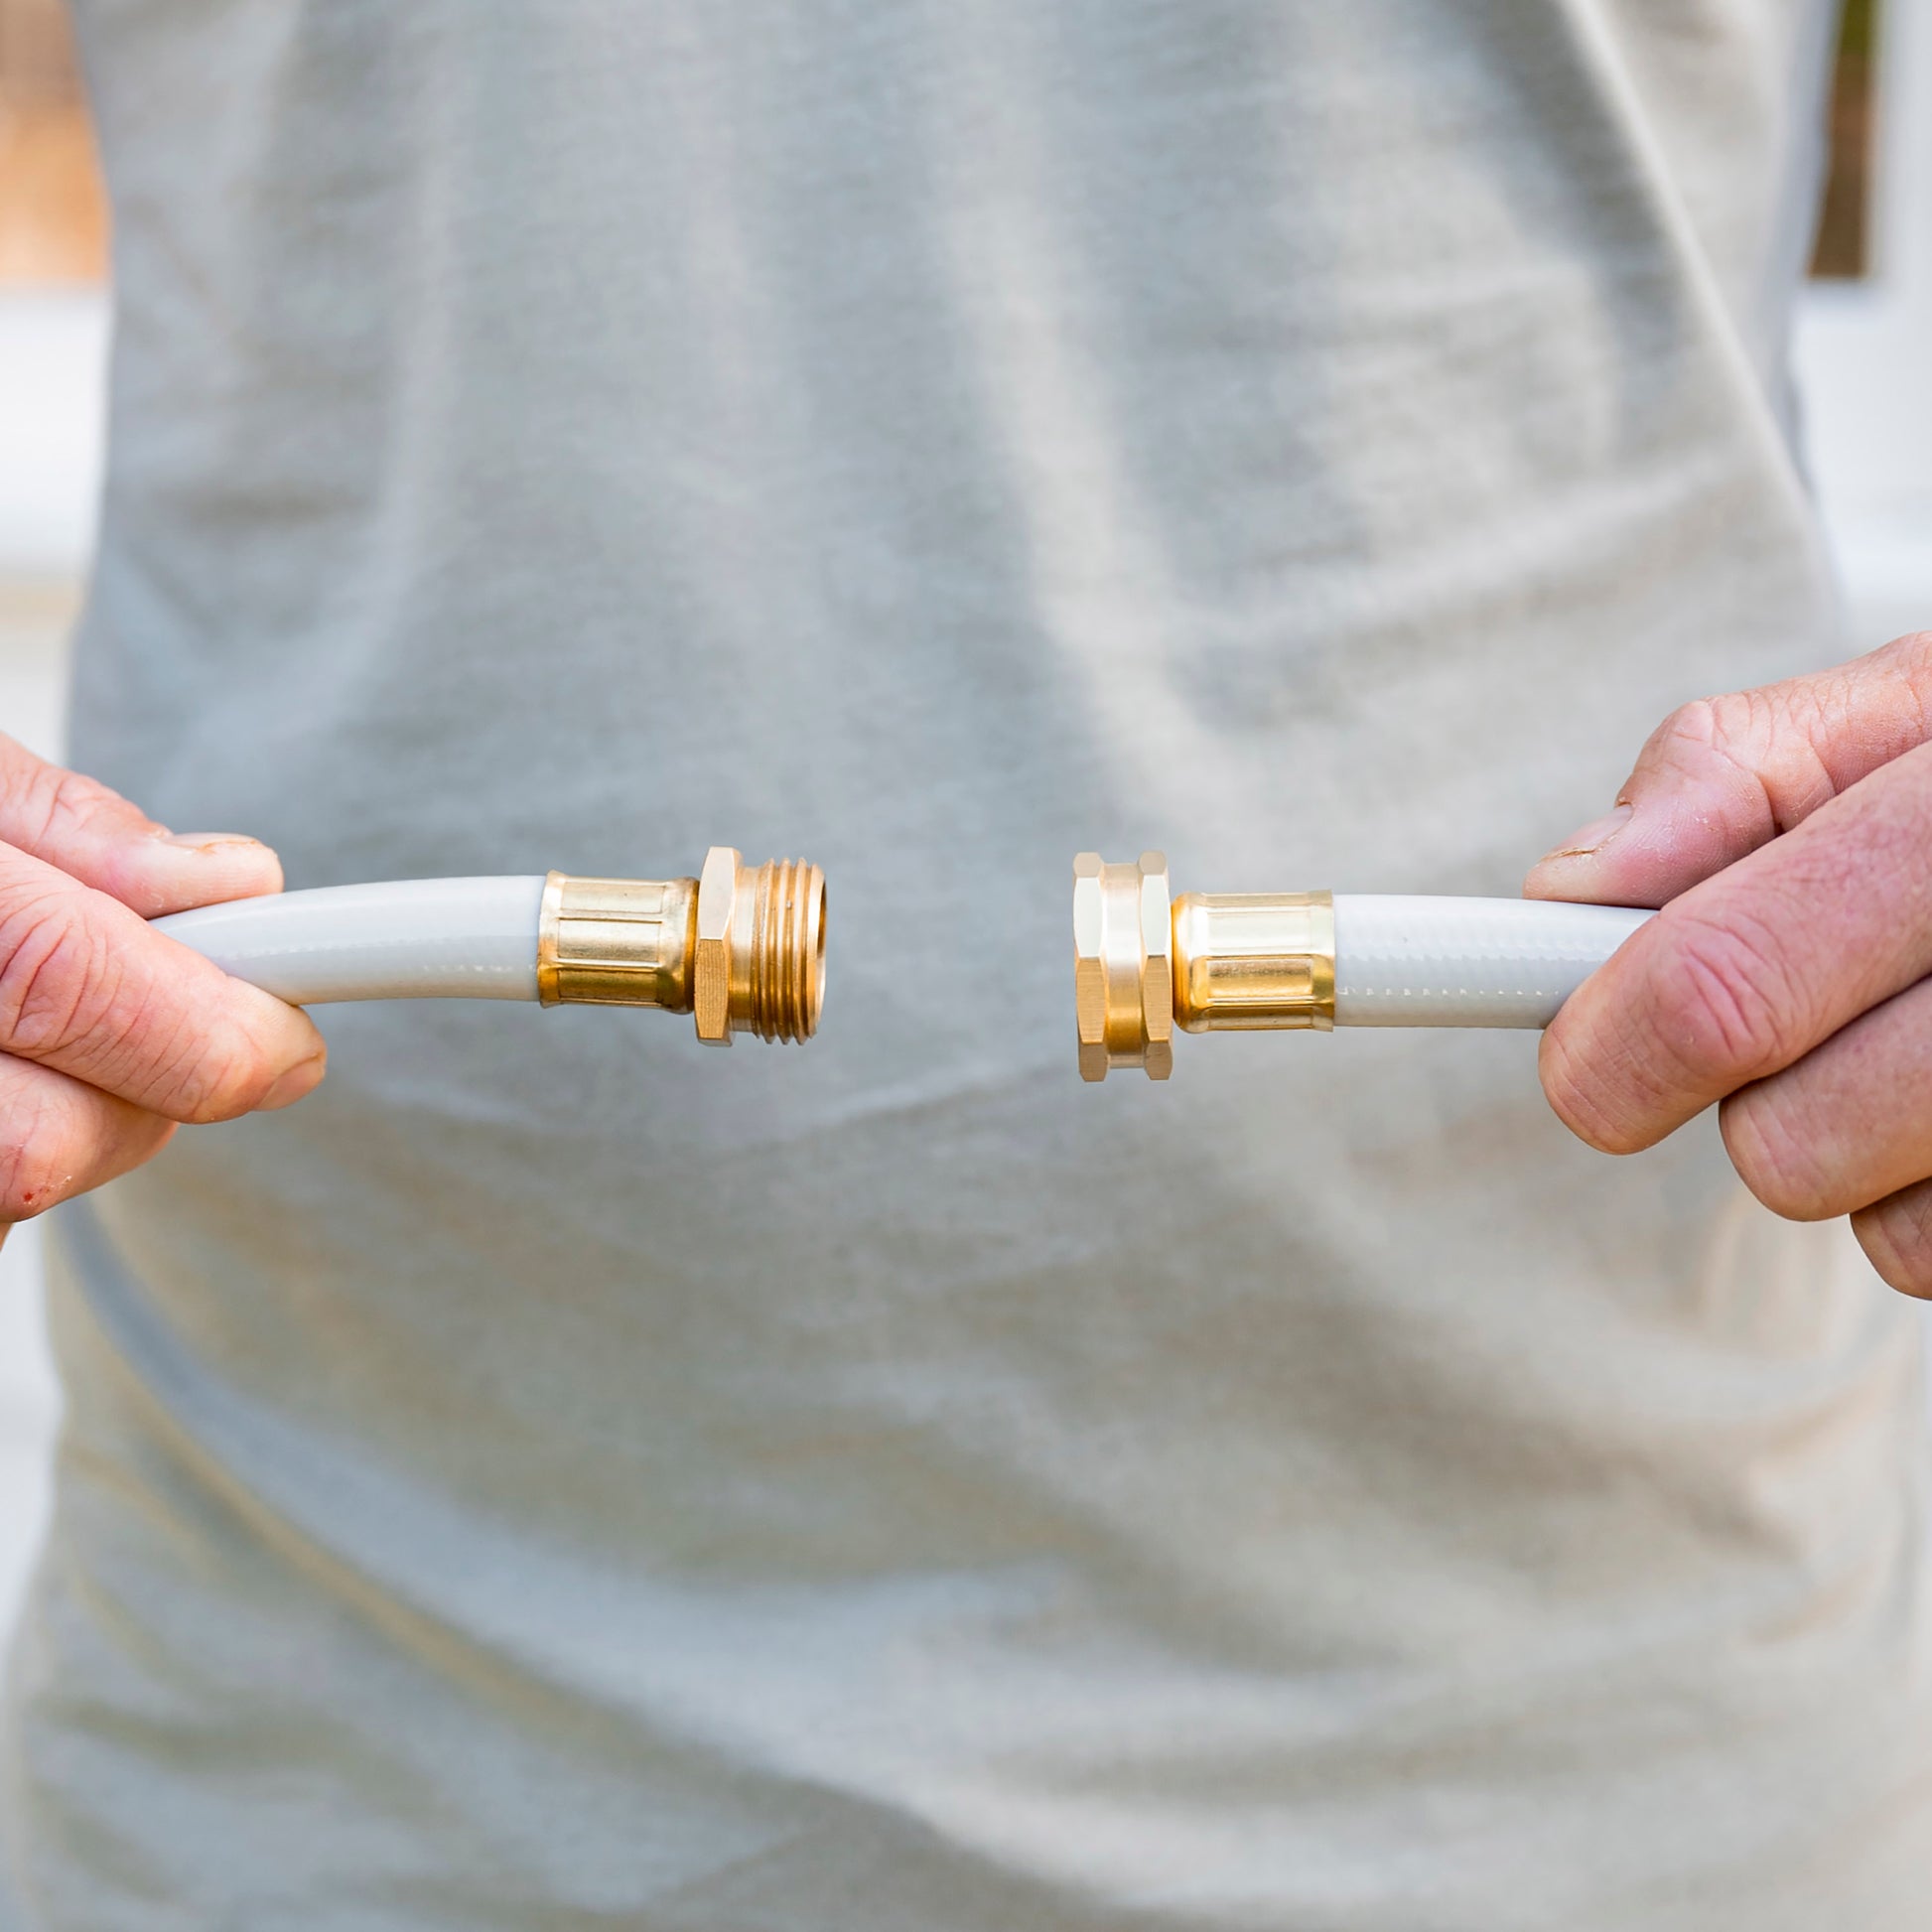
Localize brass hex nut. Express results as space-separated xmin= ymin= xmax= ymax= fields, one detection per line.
xmin=1138 ymin=852 xmax=1174 ymax=1081
xmin=1072 ymin=851 xmax=1173 ymax=1081
xmin=1073 ymin=853 xmax=1109 ymax=1082
xmin=693 ymin=844 xmax=740 ymax=1045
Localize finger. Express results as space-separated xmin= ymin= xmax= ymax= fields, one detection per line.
xmin=1526 ymin=631 xmax=1932 ymax=907
xmin=0 ymin=842 xmax=326 ymax=1121
xmin=1853 ymin=1179 xmax=1932 ymax=1300
xmin=0 ymin=1054 xmax=176 ymax=1223
xmin=1540 ymin=740 xmax=1932 ymax=1152
xmin=0 ymin=734 xmax=282 ymax=917
xmin=1719 ymin=975 xmax=1932 ymax=1221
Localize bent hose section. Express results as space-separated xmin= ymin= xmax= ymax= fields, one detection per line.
xmin=155 ymin=878 xmax=547 ymax=1005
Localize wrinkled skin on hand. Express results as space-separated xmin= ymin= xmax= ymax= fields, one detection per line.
xmin=1527 ymin=631 xmax=1932 ymax=1299
xmin=0 ymin=736 xmax=325 ymax=1239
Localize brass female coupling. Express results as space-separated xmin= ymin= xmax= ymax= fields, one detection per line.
xmin=1073 ymin=852 xmax=1331 ymax=1081
xmin=540 ymin=845 xmax=826 ymax=1044
xmin=1073 ymin=851 xmax=1656 ymax=1078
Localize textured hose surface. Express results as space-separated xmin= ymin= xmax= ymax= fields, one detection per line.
xmin=1332 ymin=896 xmax=1654 ymax=1028
xmin=153 ymin=878 xmax=547 ymax=1005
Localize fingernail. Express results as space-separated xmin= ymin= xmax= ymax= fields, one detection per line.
xmin=1539 ymin=803 xmax=1633 ymax=866
xmin=260 ymin=1054 xmax=326 ymax=1111
xmin=158 ymin=832 xmax=266 ymax=854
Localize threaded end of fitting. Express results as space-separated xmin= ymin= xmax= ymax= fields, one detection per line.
xmin=743 ymin=858 xmax=826 ymax=1042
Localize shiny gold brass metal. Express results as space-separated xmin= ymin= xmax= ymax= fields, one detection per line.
xmin=539 ymin=873 xmax=696 ymax=1010
xmin=1073 ymin=853 xmax=1173 ymax=1081
xmin=540 ymin=846 xmax=825 ymax=1045
xmin=693 ymin=847 xmax=827 ymax=1046
xmin=1072 ymin=853 xmax=1332 ymax=1080
xmin=1172 ymin=893 xmax=1333 ymax=1035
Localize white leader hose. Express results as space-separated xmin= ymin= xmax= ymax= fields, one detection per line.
xmin=153 ymin=878 xmax=547 ymax=1005
xmin=1331 ymin=896 xmax=1655 ymax=1029
xmin=148 ymin=850 xmax=829 ymax=1044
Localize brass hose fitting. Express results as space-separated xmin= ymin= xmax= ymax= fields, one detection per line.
xmin=1072 ymin=853 xmax=1659 ymax=1076
xmin=1073 ymin=852 xmax=1331 ymax=1081
xmin=540 ymin=845 xmax=826 ymax=1044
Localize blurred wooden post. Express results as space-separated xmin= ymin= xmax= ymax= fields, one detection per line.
xmin=1811 ymin=0 xmax=1880 ymax=281
xmin=0 ymin=0 xmax=108 ymax=285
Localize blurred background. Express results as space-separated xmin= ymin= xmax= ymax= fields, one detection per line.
xmin=0 ymin=0 xmax=1923 ymax=1638
xmin=0 ymin=0 xmax=102 ymax=1645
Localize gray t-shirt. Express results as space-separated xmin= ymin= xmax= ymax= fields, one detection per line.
xmin=7 ymin=3 xmax=1927 ymax=1926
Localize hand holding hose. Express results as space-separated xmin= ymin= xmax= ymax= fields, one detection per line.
xmin=0 ymin=737 xmax=326 ymax=1235
xmin=0 ymin=731 xmax=829 ymax=1233
xmin=1527 ymin=631 xmax=1932 ymax=1298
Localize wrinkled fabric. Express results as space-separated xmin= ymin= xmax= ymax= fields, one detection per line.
xmin=5 ymin=2 xmax=1929 ymax=1926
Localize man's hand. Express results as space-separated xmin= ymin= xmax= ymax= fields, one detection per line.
xmin=1526 ymin=631 xmax=1932 ymax=1299
xmin=0 ymin=735 xmax=325 ymax=1237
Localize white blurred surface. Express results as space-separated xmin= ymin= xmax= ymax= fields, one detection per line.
xmin=0 ymin=586 xmax=70 ymax=1635
xmin=0 ymin=1220 xmax=57 ymax=1638
xmin=0 ymin=294 xmax=106 ymax=580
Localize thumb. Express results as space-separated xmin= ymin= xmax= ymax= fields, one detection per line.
xmin=1525 ymin=631 xmax=1932 ymax=907
xmin=0 ymin=735 xmax=283 ymax=917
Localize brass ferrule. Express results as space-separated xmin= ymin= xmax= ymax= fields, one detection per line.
xmin=539 ymin=846 xmax=826 ymax=1045
xmin=539 ymin=873 xmax=697 ymax=1011
xmin=1171 ymin=892 xmax=1333 ymax=1034
xmin=1073 ymin=852 xmax=1332 ymax=1081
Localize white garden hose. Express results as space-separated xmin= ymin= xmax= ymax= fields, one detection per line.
xmin=1330 ymin=895 xmax=1654 ymax=1028
xmin=155 ymin=878 xmax=547 ymax=1005
xmin=1073 ymin=852 xmax=1655 ymax=1079
xmin=152 ymin=848 xmax=828 ymax=1045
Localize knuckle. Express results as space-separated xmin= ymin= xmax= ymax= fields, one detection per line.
xmin=1720 ymin=1085 xmax=1837 ymax=1221
xmin=1709 ymin=688 xmax=1772 ymax=747
xmin=43 ymin=764 xmax=120 ymax=833
xmin=1651 ymin=689 xmax=1833 ymax=834
xmin=0 ymin=890 xmax=272 ymax=1121
xmin=1902 ymin=641 xmax=1932 ymax=748
xmin=1646 ymin=910 xmax=1804 ymax=1091
xmin=1878 ymin=630 xmax=1932 ymax=685
xmin=0 ymin=892 xmax=123 ymax=1064
xmin=1653 ymin=695 xmax=1730 ymax=768
xmin=1657 ymin=695 xmax=1723 ymax=754
xmin=1768 ymin=670 xmax=1847 ymax=741
xmin=0 ymin=1145 xmax=67 ymax=1224
xmin=0 ymin=1091 xmax=80 ymax=1223
xmin=1855 ymin=1189 xmax=1932 ymax=1300
xmin=138 ymin=1014 xmax=272 ymax=1123
xmin=9 ymin=759 xmax=141 ymax=850
xmin=1654 ymin=692 xmax=1761 ymax=770
xmin=1537 ymin=1024 xmax=1645 ymax=1154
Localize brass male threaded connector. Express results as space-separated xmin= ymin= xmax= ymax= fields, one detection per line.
xmin=1073 ymin=852 xmax=1331 ymax=1081
xmin=539 ymin=846 xmax=826 ymax=1045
